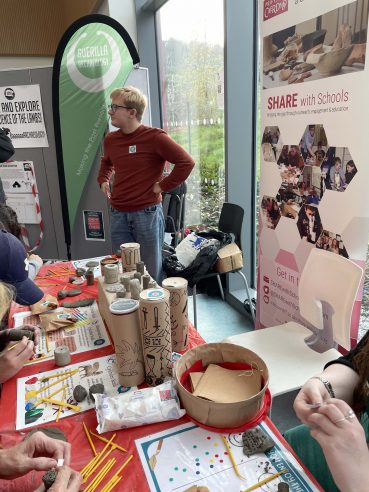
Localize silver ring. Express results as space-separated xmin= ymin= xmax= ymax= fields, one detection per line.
xmin=345 ymin=409 xmax=355 ymax=420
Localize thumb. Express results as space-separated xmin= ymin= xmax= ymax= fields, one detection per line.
xmin=27 ymin=457 xmax=57 ymax=471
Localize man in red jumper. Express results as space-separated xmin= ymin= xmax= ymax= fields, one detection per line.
xmin=98 ymin=86 xmax=195 ymax=282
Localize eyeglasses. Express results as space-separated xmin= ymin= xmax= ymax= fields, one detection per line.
xmin=108 ymin=104 xmax=132 ymax=113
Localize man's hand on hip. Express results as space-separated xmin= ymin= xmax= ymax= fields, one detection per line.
xmin=100 ymin=182 xmax=111 ymax=199
xmin=153 ymin=182 xmax=162 ymax=194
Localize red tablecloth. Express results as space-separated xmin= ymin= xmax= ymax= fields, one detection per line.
xmin=1 ymin=262 xmax=205 ymax=491
xmin=1 ymin=262 xmax=322 ymax=491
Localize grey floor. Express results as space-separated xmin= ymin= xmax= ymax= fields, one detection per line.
xmin=188 ymin=293 xmax=301 ymax=434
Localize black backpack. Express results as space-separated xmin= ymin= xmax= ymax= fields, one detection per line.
xmin=0 ymin=128 xmax=15 ymax=162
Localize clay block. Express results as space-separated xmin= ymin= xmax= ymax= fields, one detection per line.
xmin=89 ymin=383 xmax=105 ymax=402
xmin=73 ymin=385 xmax=88 ymax=402
xmin=57 ymin=289 xmax=82 ymax=299
xmin=43 ymin=469 xmax=58 ymax=490
xmin=61 ymin=298 xmax=95 ymax=308
xmin=242 ymin=428 xmax=275 ymax=457
xmin=86 ymin=261 xmax=99 ymax=268
xmin=24 ymin=427 xmax=67 ymax=442
xmin=7 ymin=329 xmax=34 ymax=342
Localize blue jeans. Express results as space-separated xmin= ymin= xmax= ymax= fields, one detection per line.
xmin=110 ymin=204 xmax=165 ymax=282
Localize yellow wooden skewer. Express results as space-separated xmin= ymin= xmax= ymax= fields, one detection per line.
xmin=82 ymin=434 xmax=116 ymax=480
xmin=45 ymin=333 xmax=50 ymax=353
xmin=83 ymin=423 xmax=97 ymax=456
xmin=25 ymin=371 xmax=76 ymax=400
xmin=7 ymin=341 xmax=21 ymax=351
xmin=39 ymin=368 xmax=79 ymax=382
xmin=83 ymin=447 xmax=114 ymax=481
xmin=89 ymin=429 xmax=127 ymax=453
xmin=85 ymin=458 xmax=116 ymax=492
xmin=33 ymin=384 xmax=68 ymax=408
xmin=221 ymin=435 xmax=246 ymax=480
xmin=41 ymin=397 xmax=80 ymax=412
xmin=105 ymin=455 xmax=133 ymax=485
xmin=26 ymin=355 xmax=50 ymax=364
xmin=242 ymin=468 xmax=288 ymax=492
xmin=55 ymin=389 xmax=66 ymax=423
xmin=101 ymin=474 xmax=121 ymax=492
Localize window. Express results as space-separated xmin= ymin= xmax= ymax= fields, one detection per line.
xmin=156 ymin=0 xmax=225 ymax=230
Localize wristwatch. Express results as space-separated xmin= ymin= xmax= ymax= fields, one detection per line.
xmin=310 ymin=376 xmax=335 ymax=398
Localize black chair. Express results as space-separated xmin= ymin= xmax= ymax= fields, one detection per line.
xmin=192 ymin=202 xmax=256 ymax=328
xmin=162 ymin=182 xmax=187 ymax=249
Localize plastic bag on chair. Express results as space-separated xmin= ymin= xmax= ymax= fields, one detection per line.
xmin=163 ymin=230 xmax=232 ymax=287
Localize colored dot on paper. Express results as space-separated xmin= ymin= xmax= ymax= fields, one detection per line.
xmin=196 ymin=462 xmax=200 ymax=466
xmin=169 ymin=478 xmax=174 ymax=482
xmin=214 ymin=443 xmax=219 ymax=447
xmin=174 ymin=467 xmax=178 ymax=471
xmin=196 ymin=471 xmax=200 ymax=475
xmin=205 ymin=451 xmax=209 ymax=455
xmin=219 ymin=460 xmax=224 ymax=463
xmin=210 ymin=465 xmax=214 ymax=468
xmin=224 ymin=452 xmax=228 ymax=455
xmin=195 ymin=458 xmax=199 ymax=462
xmin=215 ymin=454 xmax=219 ymax=458
xmin=209 ymin=459 xmax=214 ymax=463
xmin=182 ymin=468 xmax=187 ymax=472
xmin=207 ymin=436 xmax=211 ymax=440
xmin=193 ymin=444 xmax=197 ymax=448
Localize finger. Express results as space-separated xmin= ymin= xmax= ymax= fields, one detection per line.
xmin=15 ymin=337 xmax=34 ymax=357
xmin=308 ymin=412 xmax=338 ymax=436
xmin=318 ymin=401 xmax=356 ymax=426
xmin=33 ymin=484 xmax=46 ymax=492
xmin=26 ymin=457 xmax=57 ymax=472
xmin=67 ymin=470 xmax=82 ymax=491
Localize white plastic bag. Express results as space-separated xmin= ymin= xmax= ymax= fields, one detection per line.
xmin=174 ymin=232 xmax=211 ymax=267
xmin=94 ymin=379 xmax=185 ymax=433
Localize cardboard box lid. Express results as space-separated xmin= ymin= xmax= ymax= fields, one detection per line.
xmin=217 ymin=242 xmax=241 ymax=259
xmin=189 ymin=372 xmax=204 ymax=392
xmin=192 ymin=363 xmax=261 ymax=404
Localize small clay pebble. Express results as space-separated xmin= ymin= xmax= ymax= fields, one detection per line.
xmin=43 ymin=469 xmax=58 ymax=490
xmin=105 ymin=284 xmax=124 ymax=293
xmin=89 ymin=383 xmax=105 ymax=402
xmin=24 ymin=427 xmax=67 ymax=442
xmin=73 ymin=385 xmax=88 ymax=402
xmin=8 ymin=329 xmax=34 ymax=342
xmin=278 ymin=483 xmax=289 ymax=491
xmin=75 ymin=267 xmax=86 ymax=277
xmin=86 ymin=261 xmax=99 ymax=268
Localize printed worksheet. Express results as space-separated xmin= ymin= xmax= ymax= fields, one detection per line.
xmin=136 ymin=422 xmax=320 ymax=492
xmin=13 ymin=302 xmax=111 ymax=364
xmin=16 ymin=354 xmax=135 ymax=430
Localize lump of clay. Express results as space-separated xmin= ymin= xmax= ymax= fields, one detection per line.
xmin=24 ymin=427 xmax=67 ymax=442
xmin=8 ymin=329 xmax=34 ymax=342
xmin=43 ymin=469 xmax=58 ymax=490
xmin=89 ymin=383 xmax=105 ymax=402
xmin=73 ymin=385 xmax=88 ymax=402
xmin=242 ymin=428 xmax=275 ymax=457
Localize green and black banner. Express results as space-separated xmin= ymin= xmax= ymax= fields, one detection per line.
xmin=52 ymin=14 xmax=139 ymax=255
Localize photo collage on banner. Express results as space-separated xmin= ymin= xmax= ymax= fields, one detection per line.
xmin=257 ymin=0 xmax=369 ymax=341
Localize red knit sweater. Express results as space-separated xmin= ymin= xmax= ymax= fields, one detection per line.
xmin=97 ymin=125 xmax=195 ymax=212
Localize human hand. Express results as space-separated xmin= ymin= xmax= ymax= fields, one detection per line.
xmin=33 ymin=466 xmax=82 ymax=492
xmin=0 ymin=336 xmax=35 ymax=383
xmin=100 ymin=182 xmax=111 ymax=199
xmin=308 ymin=398 xmax=369 ymax=492
xmin=152 ymin=182 xmax=162 ymax=194
xmin=19 ymin=324 xmax=41 ymax=347
xmin=0 ymin=431 xmax=71 ymax=479
xmin=29 ymin=254 xmax=42 ymax=265
xmin=293 ymin=377 xmax=330 ymax=424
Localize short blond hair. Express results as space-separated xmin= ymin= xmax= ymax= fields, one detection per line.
xmin=0 ymin=282 xmax=14 ymax=321
xmin=110 ymin=86 xmax=147 ymax=122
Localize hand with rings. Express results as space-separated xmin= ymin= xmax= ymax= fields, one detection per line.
xmin=308 ymin=398 xmax=369 ymax=492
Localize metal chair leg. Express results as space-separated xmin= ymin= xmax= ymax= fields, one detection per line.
xmin=216 ymin=274 xmax=225 ymax=301
xmin=236 ymin=270 xmax=255 ymax=324
xmin=192 ymin=283 xmax=198 ymax=329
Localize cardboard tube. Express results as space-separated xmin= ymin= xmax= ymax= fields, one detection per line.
xmin=109 ymin=299 xmax=145 ymax=387
xmin=139 ymin=288 xmax=172 ymax=386
xmin=104 ymin=264 xmax=119 ymax=284
xmin=162 ymin=277 xmax=189 ymax=352
xmin=120 ymin=243 xmax=140 ymax=272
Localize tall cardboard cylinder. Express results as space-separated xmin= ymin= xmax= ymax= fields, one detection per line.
xmin=162 ymin=277 xmax=189 ymax=352
xmin=121 ymin=243 xmax=141 ymax=272
xmin=104 ymin=263 xmax=119 ymax=284
xmin=139 ymin=288 xmax=172 ymax=386
xmin=109 ymin=299 xmax=145 ymax=387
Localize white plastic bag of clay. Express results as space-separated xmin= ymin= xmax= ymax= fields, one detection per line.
xmin=174 ymin=232 xmax=211 ymax=267
xmin=94 ymin=379 xmax=186 ymax=433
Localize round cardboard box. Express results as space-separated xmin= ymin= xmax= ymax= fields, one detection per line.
xmin=175 ymin=342 xmax=269 ymax=428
